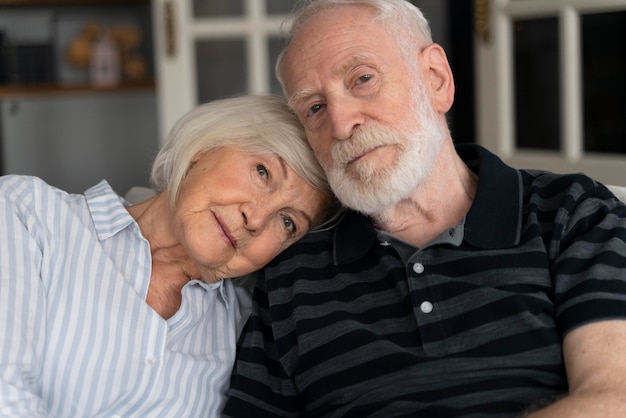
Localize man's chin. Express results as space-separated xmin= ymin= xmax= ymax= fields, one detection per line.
xmin=334 ymin=187 xmax=396 ymax=215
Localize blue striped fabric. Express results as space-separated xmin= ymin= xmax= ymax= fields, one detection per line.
xmin=0 ymin=175 xmax=251 ymax=417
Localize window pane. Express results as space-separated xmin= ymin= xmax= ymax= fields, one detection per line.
xmin=513 ymin=17 xmax=560 ymax=150
xmin=268 ymin=36 xmax=286 ymax=95
xmin=193 ymin=0 xmax=243 ymax=17
xmin=582 ymin=11 xmax=626 ymax=154
xmin=266 ymin=0 xmax=297 ymax=14
xmin=195 ymin=39 xmax=247 ymax=103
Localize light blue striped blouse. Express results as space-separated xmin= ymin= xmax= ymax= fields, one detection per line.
xmin=0 ymin=175 xmax=252 ymax=417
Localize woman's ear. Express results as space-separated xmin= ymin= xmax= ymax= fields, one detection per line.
xmin=419 ymin=43 xmax=455 ymax=113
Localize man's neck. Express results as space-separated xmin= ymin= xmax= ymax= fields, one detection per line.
xmin=372 ymin=143 xmax=478 ymax=248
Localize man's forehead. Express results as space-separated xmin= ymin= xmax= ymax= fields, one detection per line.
xmin=281 ymin=6 xmax=389 ymax=97
xmin=289 ymin=3 xmax=378 ymax=43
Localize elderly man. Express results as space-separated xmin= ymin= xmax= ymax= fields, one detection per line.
xmin=224 ymin=1 xmax=626 ymax=416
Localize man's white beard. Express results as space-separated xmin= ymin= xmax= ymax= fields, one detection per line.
xmin=325 ymin=88 xmax=448 ymax=216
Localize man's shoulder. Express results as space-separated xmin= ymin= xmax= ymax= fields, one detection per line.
xmin=519 ymin=170 xmax=626 ymax=245
xmin=521 ymin=170 xmax=617 ymax=204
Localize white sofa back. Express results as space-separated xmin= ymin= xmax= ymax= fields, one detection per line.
xmin=608 ymin=185 xmax=626 ymax=203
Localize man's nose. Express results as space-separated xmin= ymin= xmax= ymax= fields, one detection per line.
xmin=328 ymin=98 xmax=364 ymax=140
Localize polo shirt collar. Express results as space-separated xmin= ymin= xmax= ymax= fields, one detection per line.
xmin=334 ymin=144 xmax=523 ymax=264
xmin=334 ymin=210 xmax=378 ymax=264
xmin=456 ymin=144 xmax=522 ymax=249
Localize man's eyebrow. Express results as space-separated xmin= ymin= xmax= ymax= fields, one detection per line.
xmin=332 ymin=54 xmax=367 ymax=77
xmin=287 ymin=55 xmax=369 ymax=112
xmin=287 ymin=88 xmax=317 ymax=112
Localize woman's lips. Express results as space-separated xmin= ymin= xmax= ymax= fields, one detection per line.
xmin=212 ymin=211 xmax=238 ymax=248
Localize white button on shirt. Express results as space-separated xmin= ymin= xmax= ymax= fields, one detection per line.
xmin=420 ymin=301 xmax=434 ymax=314
xmin=413 ymin=263 xmax=425 ymax=274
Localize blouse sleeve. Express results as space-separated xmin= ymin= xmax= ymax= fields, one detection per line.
xmin=0 ymin=177 xmax=48 ymax=416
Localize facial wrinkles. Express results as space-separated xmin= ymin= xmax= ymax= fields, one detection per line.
xmin=285 ymin=11 xmax=372 ymax=113
xmin=244 ymin=180 xmax=320 ymax=241
xmin=326 ymin=75 xmax=447 ymax=215
xmin=203 ymin=207 xmax=282 ymax=281
xmin=240 ymin=193 xmax=281 ymax=236
xmin=284 ymin=33 xmax=324 ymax=103
xmin=221 ymin=187 xmax=325 ymax=278
xmin=180 ymin=154 xmax=324 ymax=282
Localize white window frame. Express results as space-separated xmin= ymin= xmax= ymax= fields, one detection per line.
xmin=151 ymin=0 xmax=290 ymax=145
xmin=475 ymin=0 xmax=626 ymax=186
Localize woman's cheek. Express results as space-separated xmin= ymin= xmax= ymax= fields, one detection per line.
xmin=247 ymin=236 xmax=286 ymax=268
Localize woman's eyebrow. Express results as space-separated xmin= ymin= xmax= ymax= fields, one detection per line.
xmin=278 ymin=158 xmax=316 ymax=229
xmin=298 ymin=209 xmax=314 ymax=231
xmin=278 ymin=157 xmax=290 ymax=180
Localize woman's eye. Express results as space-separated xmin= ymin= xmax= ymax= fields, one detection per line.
xmin=281 ymin=215 xmax=296 ymax=234
xmin=256 ymin=164 xmax=269 ymax=179
xmin=307 ymin=103 xmax=324 ymax=117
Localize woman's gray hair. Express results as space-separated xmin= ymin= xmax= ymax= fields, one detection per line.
xmin=276 ymin=0 xmax=433 ymax=93
xmin=151 ymin=94 xmax=331 ymax=210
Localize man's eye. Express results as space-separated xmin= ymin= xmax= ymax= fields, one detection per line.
xmin=307 ymin=103 xmax=324 ymax=117
xmin=355 ymin=74 xmax=372 ymax=85
xmin=256 ymin=164 xmax=269 ymax=179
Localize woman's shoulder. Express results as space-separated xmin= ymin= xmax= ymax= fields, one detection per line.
xmin=0 ymin=174 xmax=60 ymax=199
xmin=1 ymin=173 xmax=45 ymax=186
xmin=0 ymin=175 xmax=86 ymax=224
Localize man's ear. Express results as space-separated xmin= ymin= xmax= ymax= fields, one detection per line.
xmin=419 ymin=43 xmax=455 ymax=113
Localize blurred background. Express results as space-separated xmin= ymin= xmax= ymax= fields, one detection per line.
xmin=0 ymin=0 xmax=624 ymax=196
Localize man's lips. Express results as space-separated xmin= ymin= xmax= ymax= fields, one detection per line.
xmin=212 ymin=211 xmax=238 ymax=248
xmin=347 ymin=145 xmax=385 ymax=165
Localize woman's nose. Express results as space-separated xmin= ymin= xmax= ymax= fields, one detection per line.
xmin=241 ymin=202 xmax=271 ymax=234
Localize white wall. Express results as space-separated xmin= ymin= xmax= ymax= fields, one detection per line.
xmin=1 ymin=92 xmax=159 ymax=195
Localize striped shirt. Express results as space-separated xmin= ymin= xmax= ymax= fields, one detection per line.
xmin=224 ymin=144 xmax=626 ymax=417
xmin=0 ymin=175 xmax=251 ymax=417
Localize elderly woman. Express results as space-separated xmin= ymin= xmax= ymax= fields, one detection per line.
xmin=0 ymin=95 xmax=334 ymax=417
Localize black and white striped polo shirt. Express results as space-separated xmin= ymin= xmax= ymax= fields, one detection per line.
xmin=225 ymin=144 xmax=626 ymax=417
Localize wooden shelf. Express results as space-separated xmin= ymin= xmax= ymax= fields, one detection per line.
xmin=0 ymin=0 xmax=154 ymax=98
xmin=0 ymin=0 xmax=148 ymax=5
xmin=0 ymin=80 xmax=155 ymax=98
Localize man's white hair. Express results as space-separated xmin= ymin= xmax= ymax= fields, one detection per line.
xmin=276 ymin=0 xmax=433 ymax=93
